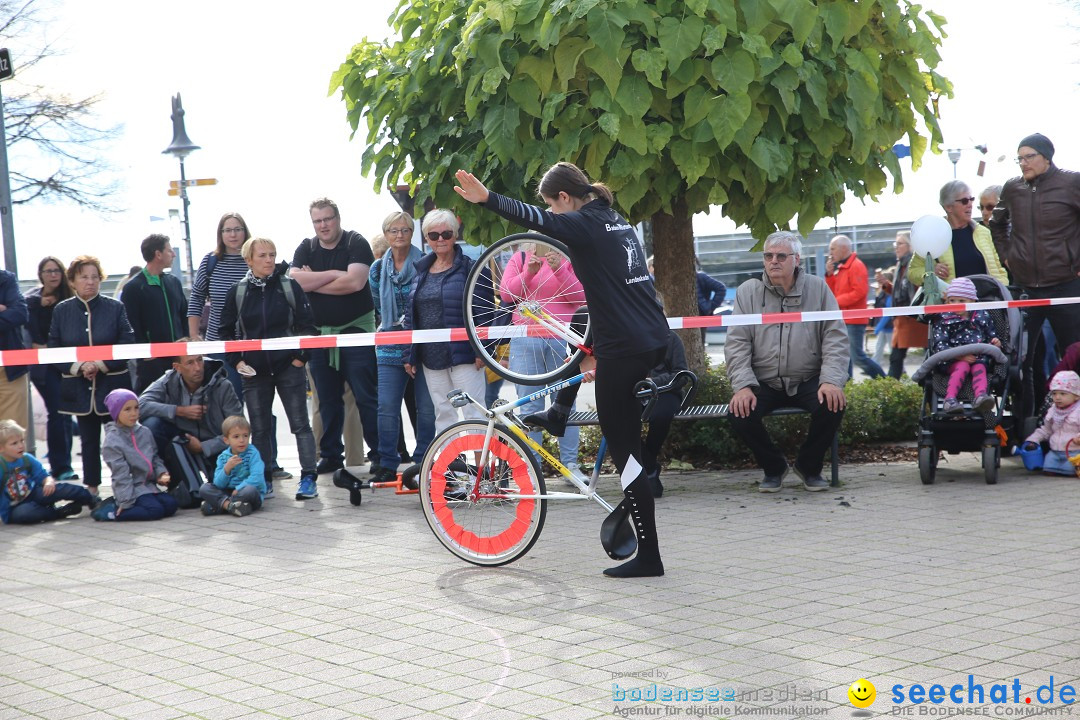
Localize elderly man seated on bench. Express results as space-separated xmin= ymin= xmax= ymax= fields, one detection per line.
xmin=725 ymin=231 xmax=850 ymax=492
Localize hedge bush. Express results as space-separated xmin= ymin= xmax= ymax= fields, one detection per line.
xmin=551 ymin=361 xmax=923 ymax=469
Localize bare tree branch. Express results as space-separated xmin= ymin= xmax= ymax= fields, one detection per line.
xmin=2 ymin=0 xmax=122 ymax=211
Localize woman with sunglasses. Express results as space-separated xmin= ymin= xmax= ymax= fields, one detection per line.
xmin=370 ymin=211 xmax=435 ymax=485
xmin=909 ymin=180 xmax=1007 ymax=288
xmin=403 ymin=210 xmax=491 ymax=434
xmin=26 ymin=256 xmax=77 ymax=480
xmin=454 ymin=162 xmax=670 ymax=578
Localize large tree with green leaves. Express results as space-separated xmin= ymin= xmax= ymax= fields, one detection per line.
xmin=332 ymin=0 xmax=950 ymax=370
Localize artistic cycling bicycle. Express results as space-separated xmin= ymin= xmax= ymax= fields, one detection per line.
xmin=415 ymin=233 xmax=695 ymax=566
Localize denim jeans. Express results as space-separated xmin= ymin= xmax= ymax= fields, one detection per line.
xmin=377 ymin=364 xmax=435 ymax=469
xmin=510 ymin=337 xmax=580 ymax=466
xmin=210 ymin=352 xmax=281 ymax=469
xmin=847 ymin=324 xmax=885 ymax=379
xmin=7 ymin=482 xmax=96 ymax=524
xmin=29 ymin=365 xmax=73 ymax=477
xmin=243 ymin=364 xmax=316 ymax=481
xmin=308 ymin=346 xmax=379 ymax=464
xmin=199 ymin=483 xmax=263 ymax=513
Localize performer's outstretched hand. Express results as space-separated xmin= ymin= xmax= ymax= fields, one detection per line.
xmin=454 ymin=170 xmax=489 ymax=204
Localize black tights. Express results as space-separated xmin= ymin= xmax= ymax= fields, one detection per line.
xmin=596 ymin=347 xmax=666 ymax=576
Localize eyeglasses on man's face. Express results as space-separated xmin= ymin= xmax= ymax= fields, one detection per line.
xmin=427 ymin=230 xmax=455 ymax=242
xmin=762 ymin=252 xmax=791 ymax=262
xmin=312 ymin=214 xmax=338 ymax=226
xmin=1016 ymin=153 xmax=1041 ymax=165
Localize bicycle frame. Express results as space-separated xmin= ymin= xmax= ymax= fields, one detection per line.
xmin=446 ymin=372 xmax=617 ymax=513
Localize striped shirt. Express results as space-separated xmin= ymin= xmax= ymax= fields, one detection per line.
xmin=186 ymin=252 xmax=250 ymax=341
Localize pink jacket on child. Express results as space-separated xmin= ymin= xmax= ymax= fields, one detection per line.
xmin=1026 ymin=401 xmax=1080 ymax=452
xmin=499 ymin=251 xmax=586 ymax=325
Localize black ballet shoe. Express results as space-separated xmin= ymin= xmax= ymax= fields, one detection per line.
xmin=603 ymin=557 xmax=665 ymax=578
xmin=522 ymin=408 xmax=568 ymax=437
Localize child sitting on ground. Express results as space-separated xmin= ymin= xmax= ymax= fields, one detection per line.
xmin=202 ymin=415 xmax=266 ymax=517
xmin=0 ymin=419 xmax=99 ymax=524
xmin=1023 ymin=371 xmax=1080 ymax=476
xmin=98 ymin=389 xmax=178 ymax=522
xmin=930 ymin=277 xmax=1002 ymax=414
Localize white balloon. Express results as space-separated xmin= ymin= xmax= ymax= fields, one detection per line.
xmin=909 ymin=215 xmax=952 ymax=258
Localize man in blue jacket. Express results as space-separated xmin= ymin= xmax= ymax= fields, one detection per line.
xmin=0 ymin=269 xmax=29 ymax=427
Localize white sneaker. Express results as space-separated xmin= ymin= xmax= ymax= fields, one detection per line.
xmin=564 ymin=462 xmax=582 ymax=488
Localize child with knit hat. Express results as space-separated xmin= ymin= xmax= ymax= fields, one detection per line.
xmin=1024 ymin=370 xmax=1080 ymax=475
xmin=930 ymin=277 xmax=1002 ymax=414
xmin=96 ymin=389 xmax=178 ymax=521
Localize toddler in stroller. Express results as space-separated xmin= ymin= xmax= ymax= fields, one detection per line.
xmin=912 ymin=274 xmax=1019 ymax=485
xmin=930 ymin=277 xmax=1002 ymax=414
xmin=1023 ymin=370 xmax=1080 ymax=476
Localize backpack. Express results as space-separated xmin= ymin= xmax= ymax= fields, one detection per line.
xmin=166 ymin=437 xmax=207 ymax=510
xmin=233 ymin=275 xmax=298 ymax=339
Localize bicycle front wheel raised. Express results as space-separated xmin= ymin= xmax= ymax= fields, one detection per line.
xmin=465 ymin=233 xmax=591 ymax=385
xmin=418 ymin=421 xmax=547 ymax=566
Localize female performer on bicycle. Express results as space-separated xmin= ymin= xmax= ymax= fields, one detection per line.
xmin=454 ymin=162 xmax=669 ymax=578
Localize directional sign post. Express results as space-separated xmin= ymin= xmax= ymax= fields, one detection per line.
xmin=167 ymin=178 xmax=217 ymax=197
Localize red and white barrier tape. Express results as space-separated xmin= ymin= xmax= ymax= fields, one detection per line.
xmin=6 ymin=296 xmax=1074 ymax=368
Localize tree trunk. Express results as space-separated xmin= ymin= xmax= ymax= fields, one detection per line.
xmin=651 ymin=197 xmax=705 ymax=375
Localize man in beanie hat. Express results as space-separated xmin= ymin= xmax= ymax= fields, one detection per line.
xmin=929 ymin=277 xmax=1002 ymax=414
xmin=989 ymin=133 xmax=1080 ymax=411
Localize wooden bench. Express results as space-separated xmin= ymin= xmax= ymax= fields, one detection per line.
xmin=566 ymin=404 xmax=841 ymax=486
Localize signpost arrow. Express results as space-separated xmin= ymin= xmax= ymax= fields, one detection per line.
xmin=169 ymin=178 xmax=218 ymax=189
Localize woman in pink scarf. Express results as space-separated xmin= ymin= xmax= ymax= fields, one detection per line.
xmin=500 ymin=244 xmax=586 ymax=474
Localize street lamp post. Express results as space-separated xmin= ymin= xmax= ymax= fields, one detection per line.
xmin=947 ymin=148 xmax=961 ymax=179
xmin=162 ymin=94 xmax=200 ymax=281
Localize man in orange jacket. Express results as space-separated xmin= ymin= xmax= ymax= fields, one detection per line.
xmin=825 ymin=235 xmax=885 ymax=379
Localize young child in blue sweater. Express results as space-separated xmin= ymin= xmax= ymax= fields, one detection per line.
xmin=0 ymin=420 xmax=99 ymax=524
xmin=201 ymin=415 xmax=266 ymax=517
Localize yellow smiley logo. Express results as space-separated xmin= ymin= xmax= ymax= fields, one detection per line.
xmin=848 ymin=678 xmax=876 ymax=708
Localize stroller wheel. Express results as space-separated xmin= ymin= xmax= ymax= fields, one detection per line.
xmin=982 ymin=445 xmax=999 ymax=485
xmin=919 ymin=445 xmax=937 ymax=485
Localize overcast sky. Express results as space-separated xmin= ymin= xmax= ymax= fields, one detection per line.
xmin=4 ymin=0 xmax=1079 ymax=279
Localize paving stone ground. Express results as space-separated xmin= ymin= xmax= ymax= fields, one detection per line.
xmin=3 ymin=447 xmax=1079 ymax=720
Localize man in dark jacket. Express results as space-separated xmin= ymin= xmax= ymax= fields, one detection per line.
xmin=990 ymin=133 xmax=1080 ymax=351
xmin=121 ymin=234 xmax=188 ymax=393
xmin=138 ymin=349 xmax=243 ymax=476
xmin=0 ymin=269 xmax=29 ymax=427
xmin=990 ymin=133 xmax=1080 ymax=409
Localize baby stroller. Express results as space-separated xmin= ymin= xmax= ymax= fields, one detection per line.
xmin=911 ymin=274 xmax=1025 ymax=485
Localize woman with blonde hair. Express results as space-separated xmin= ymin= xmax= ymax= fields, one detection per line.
xmin=218 ymin=238 xmax=318 ymax=500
